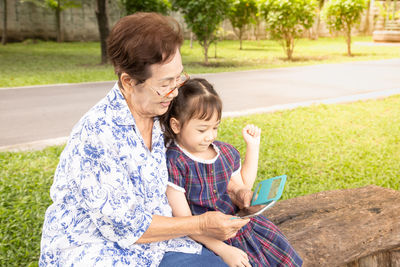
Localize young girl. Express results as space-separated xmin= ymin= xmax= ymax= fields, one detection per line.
xmin=161 ymin=78 xmax=302 ymax=267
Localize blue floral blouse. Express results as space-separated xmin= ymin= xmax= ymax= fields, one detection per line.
xmin=39 ymin=83 xmax=202 ymax=266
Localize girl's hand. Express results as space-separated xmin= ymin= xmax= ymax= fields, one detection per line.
xmin=242 ymin=124 xmax=261 ymax=147
xmin=219 ymin=244 xmax=251 ymax=267
xmin=232 ymin=187 xmax=253 ymax=209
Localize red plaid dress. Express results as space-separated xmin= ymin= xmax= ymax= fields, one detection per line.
xmin=166 ymin=141 xmax=303 ymax=267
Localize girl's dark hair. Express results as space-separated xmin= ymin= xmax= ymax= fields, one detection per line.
xmin=160 ymin=78 xmax=222 ymax=144
xmin=107 ymin=12 xmax=183 ymax=87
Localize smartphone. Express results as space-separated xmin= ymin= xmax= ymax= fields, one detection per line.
xmin=234 ymin=175 xmax=287 ymax=219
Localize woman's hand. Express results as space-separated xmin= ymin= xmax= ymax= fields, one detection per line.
xmin=242 ymin=124 xmax=261 ymax=147
xmin=218 ymin=244 xmax=251 ymax=267
xmin=198 ymin=211 xmax=249 ymax=240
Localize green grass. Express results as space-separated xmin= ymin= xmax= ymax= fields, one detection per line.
xmin=0 ymin=146 xmax=63 ymax=267
xmin=182 ymin=36 xmax=400 ymax=73
xmin=0 ymin=36 xmax=399 ymax=87
xmin=221 ymin=96 xmax=400 ymax=199
xmin=1 ymin=95 xmax=399 ymax=266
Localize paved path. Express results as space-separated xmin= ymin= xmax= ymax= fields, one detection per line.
xmin=1 ymin=59 xmax=399 ymax=150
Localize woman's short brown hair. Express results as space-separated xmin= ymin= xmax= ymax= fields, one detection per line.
xmin=107 ymin=12 xmax=183 ymax=85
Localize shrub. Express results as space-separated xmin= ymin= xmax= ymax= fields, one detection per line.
xmin=322 ymin=0 xmax=366 ymax=56
xmin=228 ymin=0 xmax=259 ymax=50
xmin=121 ymin=0 xmax=171 ymax=15
xmin=172 ymin=0 xmax=231 ymax=64
xmin=260 ymin=0 xmax=317 ymax=60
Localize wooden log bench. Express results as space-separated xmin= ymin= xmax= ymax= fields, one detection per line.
xmin=263 ymin=185 xmax=400 ymax=266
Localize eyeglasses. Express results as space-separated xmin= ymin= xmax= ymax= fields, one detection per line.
xmin=149 ymin=72 xmax=190 ymax=98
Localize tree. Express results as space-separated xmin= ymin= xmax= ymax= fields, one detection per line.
xmin=228 ymin=0 xmax=258 ymax=50
xmin=172 ymin=0 xmax=231 ymax=64
xmin=362 ymin=0 xmax=371 ymax=34
xmin=121 ymin=0 xmax=171 ymax=15
xmin=314 ymin=0 xmax=326 ymax=39
xmin=22 ymin=0 xmax=81 ymax=42
xmin=393 ymin=0 xmax=398 ymax=21
xmin=1 ymin=0 xmax=7 ymax=45
xmin=323 ymin=0 xmax=366 ymax=56
xmin=260 ymin=0 xmax=317 ymax=60
xmin=95 ymin=0 xmax=109 ymax=64
xmin=251 ymin=1 xmax=265 ymax=40
xmin=375 ymin=0 xmax=400 ymax=29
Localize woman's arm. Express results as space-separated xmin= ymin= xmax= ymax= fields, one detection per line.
xmin=240 ymin=124 xmax=261 ymax=190
xmin=137 ymin=186 xmax=250 ymax=244
xmin=164 ymin=185 xmax=233 ymax=249
xmin=165 ymin=186 xmax=251 ymax=267
xmin=136 ymin=211 xmax=248 ymax=244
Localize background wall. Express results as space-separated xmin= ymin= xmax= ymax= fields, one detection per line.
xmin=0 ymin=0 xmax=397 ymax=42
xmin=0 ymin=0 xmax=122 ymax=41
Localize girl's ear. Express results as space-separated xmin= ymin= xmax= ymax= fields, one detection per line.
xmin=170 ymin=118 xmax=181 ymax=134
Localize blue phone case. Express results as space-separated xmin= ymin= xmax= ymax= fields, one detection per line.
xmin=250 ymin=175 xmax=287 ymax=206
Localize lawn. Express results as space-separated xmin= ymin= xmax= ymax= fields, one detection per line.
xmin=0 ymin=36 xmax=399 ymax=87
xmin=1 ymin=95 xmax=399 ymax=266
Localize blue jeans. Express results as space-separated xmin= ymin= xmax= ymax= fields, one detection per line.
xmin=159 ymin=246 xmax=228 ymax=267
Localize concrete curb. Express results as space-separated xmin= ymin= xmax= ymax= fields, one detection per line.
xmin=0 ymin=81 xmax=116 ymax=91
xmin=1 ymin=88 xmax=399 ymax=152
xmin=222 ymin=88 xmax=400 ymax=118
xmin=0 ymin=137 xmax=68 ymax=152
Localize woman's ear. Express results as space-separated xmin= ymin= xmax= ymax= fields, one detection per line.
xmin=170 ymin=118 xmax=181 ymax=134
xmin=120 ymin=73 xmax=135 ymax=92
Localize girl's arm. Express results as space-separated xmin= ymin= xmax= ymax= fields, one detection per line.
xmin=166 ymin=186 xmax=251 ymax=267
xmin=240 ymin=124 xmax=261 ymax=190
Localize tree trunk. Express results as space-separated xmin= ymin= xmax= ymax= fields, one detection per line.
xmin=346 ymin=25 xmax=352 ymax=56
xmin=95 ymin=0 xmax=110 ymax=64
xmin=1 ymin=0 xmax=7 ymax=45
xmin=203 ymin=41 xmax=209 ymax=64
xmin=253 ymin=19 xmax=261 ymax=40
xmin=386 ymin=0 xmax=390 ymax=24
xmin=314 ymin=0 xmax=325 ymax=40
xmin=239 ymin=28 xmax=243 ymax=50
xmin=363 ymin=0 xmax=371 ymax=34
xmin=314 ymin=15 xmax=321 ymax=40
xmin=286 ymin=37 xmax=294 ymax=60
xmin=56 ymin=0 xmax=62 ymax=42
xmin=190 ymin=32 xmax=193 ymax=49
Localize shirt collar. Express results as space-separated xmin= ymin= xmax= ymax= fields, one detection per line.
xmin=174 ymin=141 xmax=220 ymax=164
xmin=107 ymin=82 xmax=161 ymax=130
xmin=106 ymin=82 xmax=137 ymax=126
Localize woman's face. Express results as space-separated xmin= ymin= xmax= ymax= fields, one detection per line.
xmin=123 ymin=49 xmax=183 ymax=120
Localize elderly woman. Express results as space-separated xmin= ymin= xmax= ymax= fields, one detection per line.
xmin=39 ymin=13 xmax=250 ymax=266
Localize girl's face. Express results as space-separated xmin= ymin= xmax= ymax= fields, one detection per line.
xmin=173 ymin=111 xmax=220 ymax=157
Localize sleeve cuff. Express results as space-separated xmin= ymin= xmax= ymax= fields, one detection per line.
xmin=232 ymin=163 xmax=242 ymax=177
xmin=114 ymin=209 xmax=153 ymax=249
xmin=167 ymin=182 xmax=186 ymax=193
